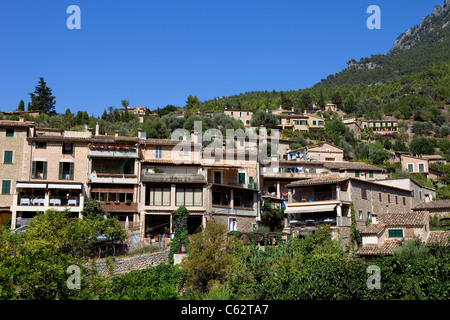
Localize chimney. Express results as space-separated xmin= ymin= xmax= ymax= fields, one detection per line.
xmin=137 ymin=128 xmax=142 ymax=139
xmin=291 ymin=107 xmax=294 ymax=112
xmin=95 ymin=122 xmax=99 ymax=136
xmin=191 ymin=130 xmax=199 ymax=144
xmin=371 ymin=212 xmax=378 ymax=224
xmin=114 ymin=130 xmax=119 ymax=137
xmin=19 ymin=115 xmax=25 ymax=122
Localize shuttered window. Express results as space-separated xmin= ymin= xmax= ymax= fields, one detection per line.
xmin=2 ymin=180 xmax=11 ymax=194
xmin=388 ymin=229 xmax=403 ymax=238
xmin=4 ymin=151 xmax=13 ymax=164
xmin=32 ymin=161 xmax=47 ymax=179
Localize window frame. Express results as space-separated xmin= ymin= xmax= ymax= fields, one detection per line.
xmin=2 ymin=180 xmax=11 ymax=194
xmin=3 ymin=150 xmax=13 ymax=164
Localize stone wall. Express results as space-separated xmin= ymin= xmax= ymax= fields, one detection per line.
xmin=93 ymin=248 xmax=170 ymax=277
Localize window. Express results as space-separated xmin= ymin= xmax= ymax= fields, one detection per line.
xmin=59 ymin=162 xmax=74 ymax=180
xmin=403 ymin=197 xmax=406 ymax=205
xmin=395 ymin=196 xmax=398 ymax=204
xmin=379 ymin=192 xmax=382 ymax=202
xmin=312 ymin=120 xmax=317 ymax=125
xmin=407 ymin=164 xmax=413 ymax=172
xmin=361 ymin=188 xmax=367 ymax=199
xmin=214 ymin=171 xmax=222 ymax=184
xmin=369 ymin=171 xmax=374 ymax=178
xmin=146 ymin=187 xmax=170 ymax=206
xmin=155 ymin=146 xmax=162 ymax=159
xmin=234 ymin=192 xmax=253 ymax=208
xmin=359 ymin=210 xmax=363 ymax=220
xmin=32 ymin=161 xmax=47 ymax=179
xmin=183 ymin=147 xmax=189 ymax=156
xmin=229 ymin=218 xmax=237 ymax=232
xmin=176 ymin=187 xmax=203 ymax=206
xmin=36 ymin=142 xmax=47 ymax=149
xmin=2 ymin=180 xmax=11 ymax=194
xmin=367 ymin=212 xmax=371 ymax=220
xmin=238 ymin=172 xmax=246 ymax=185
xmin=6 ymin=128 xmax=14 ymax=137
xmin=388 ymin=229 xmax=403 ymax=238
xmin=419 ymin=191 xmax=422 ymax=200
xmin=388 ymin=194 xmax=391 ymax=203
xmin=355 ymin=171 xmax=360 ymax=178
xmin=418 ymin=163 xmax=425 ymax=173
xmin=62 ymin=143 xmax=74 ymax=155
xmin=212 ymin=190 xmax=229 ymax=206
xmin=3 ymin=151 xmax=13 ymax=164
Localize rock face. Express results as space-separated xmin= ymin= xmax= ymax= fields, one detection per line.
xmin=390 ymin=0 xmax=450 ymax=53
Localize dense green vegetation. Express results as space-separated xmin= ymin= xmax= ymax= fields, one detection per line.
xmin=2 ymin=216 xmax=447 ymax=300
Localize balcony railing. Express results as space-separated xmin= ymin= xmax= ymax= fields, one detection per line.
xmin=17 ymin=196 xmax=80 ymax=207
xmin=294 ymin=191 xmax=336 ymax=202
xmin=88 ymin=147 xmax=138 ymax=158
xmin=100 ymin=202 xmax=138 ymax=212
xmin=89 ymin=173 xmax=138 ymax=184
xmin=141 ymin=172 xmax=205 ymax=183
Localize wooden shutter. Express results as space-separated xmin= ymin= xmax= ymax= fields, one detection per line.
xmin=59 ymin=162 xmax=63 ymax=180
xmin=2 ymin=180 xmax=11 ymax=194
xmin=69 ymin=163 xmax=74 ymax=180
xmin=31 ymin=161 xmax=36 ymax=179
xmin=43 ymin=161 xmax=47 ymax=179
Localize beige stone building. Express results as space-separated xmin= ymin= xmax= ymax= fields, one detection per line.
xmin=202 ymin=148 xmax=260 ymax=233
xmin=287 ymin=142 xmax=344 ymax=162
xmin=356 ymin=212 xmax=431 ymax=257
xmin=139 ymin=134 xmax=206 ymax=239
xmin=360 ymin=118 xmax=399 ymax=138
xmin=11 ymin=128 xmax=89 ymax=228
xmin=0 ymin=119 xmax=35 ymax=226
xmin=224 ymin=107 xmax=253 ymax=127
xmin=285 ymin=176 xmax=418 ymax=247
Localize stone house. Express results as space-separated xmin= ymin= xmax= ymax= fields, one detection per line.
xmin=356 ymin=212 xmax=430 ymax=258
xmin=0 ymin=119 xmax=35 ymax=226
xmin=412 ymin=199 xmax=450 ymax=217
xmin=284 ymin=175 xmax=416 ymax=247
xmin=287 ymin=142 xmax=344 ymax=162
xmin=202 ymin=148 xmax=260 ymax=233
xmin=224 ymin=107 xmax=253 ymax=127
xmin=10 ymin=127 xmax=89 ymax=228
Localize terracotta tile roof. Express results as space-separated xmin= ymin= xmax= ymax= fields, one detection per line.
xmin=356 ymin=240 xmax=402 ymax=256
xmin=427 ymin=231 xmax=450 ymax=245
xmin=413 ymin=200 xmax=450 ymax=210
xmin=324 ymin=162 xmax=385 ymax=171
xmin=360 ymin=223 xmax=385 ymax=235
xmin=285 ymin=175 xmax=349 ymax=188
xmin=0 ymin=120 xmax=34 ymax=127
xmin=377 ymin=212 xmax=428 ymax=227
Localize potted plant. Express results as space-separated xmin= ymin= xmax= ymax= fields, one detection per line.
xmin=114 ymin=200 xmax=120 ymax=205
xmin=125 ymin=199 xmax=132 ymax=205
xmin=300 ymin=221 xmax=306 ymax=228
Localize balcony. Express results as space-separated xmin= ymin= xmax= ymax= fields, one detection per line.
xmin=88 ymin=146 xmax=138 ymax=158
xmin=293 ymin=191 xmax=336 ymax=202
xmin=262 ymin=167 xmax=326 ymax=180
xmin=15 ymin=195 xmax=83 ymax=212
xmin=141 ymin=172 xmax=205 ymax=184
xmin=88 ymin=173 xmax=138 ymax=184
xmin=100 ymin=201 xmax=138 ymax=212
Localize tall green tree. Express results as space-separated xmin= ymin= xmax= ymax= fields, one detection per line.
xmin=29 ymin=77 xmax=56 ymax=115
xmin=17 ymin=100 xmax=25 ymax=111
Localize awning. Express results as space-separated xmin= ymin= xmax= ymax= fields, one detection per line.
xmin=15 ymin=183 xmax=47 ymax=189
xmin=284 ymin=204 xmax=337 ymax=214
xmin=47 ymin=184 xmax=82 ymax=189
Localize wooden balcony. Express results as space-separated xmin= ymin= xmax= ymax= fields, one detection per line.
xmin=100 ymin=201 xmax=138 ymax=212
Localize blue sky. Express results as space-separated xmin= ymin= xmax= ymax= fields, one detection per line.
xmin=0 ymin=0 xmax=444 ymax=117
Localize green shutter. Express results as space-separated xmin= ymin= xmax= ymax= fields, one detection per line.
xmin=355 ymin=171 xmax=360 ymax=178
xmin=369 ymin=171 xmax=374 ymax=178
xmin=238 ymin=172 xmax=245 ymax=184
xmin=6 ymin=129 xmax=14 ymax=137
xmin=4 ymin=151 xmax=12 ymax=164
xmin=31 ymin=161 xmax=36 ymax=178
xmin=69 ymin=163 xmax=74 ymax=180
xmin=59 ymin=162 xmax=63 ymax=180
xmin=2 ymin=180 xmax=11 ymax=194
xmin=43 ymin=161 xmax=47 ymax=179
xmin=388 ymin=229 xmax=403 ymax=238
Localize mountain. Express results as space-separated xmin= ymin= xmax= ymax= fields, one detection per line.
xmin=314 ymin=0 xmax=450 ymax=87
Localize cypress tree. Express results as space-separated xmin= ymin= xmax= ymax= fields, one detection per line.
xmin=29 ymin=77 xmax=56 ymax=115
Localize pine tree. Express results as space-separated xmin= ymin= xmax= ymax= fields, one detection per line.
xmin=29 ymin=77 xmax=56 ymax=115
xmin=17 ymin=100 xmax=25 ymax=111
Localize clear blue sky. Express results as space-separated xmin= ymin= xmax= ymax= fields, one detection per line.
xmin=0 ymin=0 xmax=444 ymax=117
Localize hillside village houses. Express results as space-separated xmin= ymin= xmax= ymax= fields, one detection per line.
xmin=0 ymin=117 xmax=444 ymax=250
